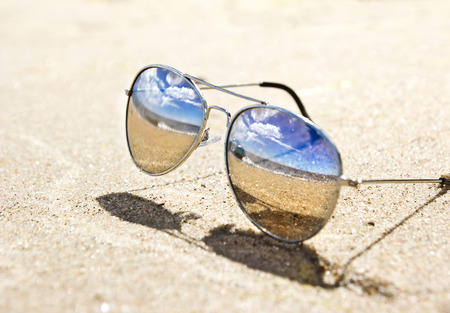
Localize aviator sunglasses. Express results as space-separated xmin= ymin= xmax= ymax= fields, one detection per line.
xmin=125 ymin=64 xmax=449 ymax=243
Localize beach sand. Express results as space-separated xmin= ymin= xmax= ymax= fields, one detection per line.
xmin=1 ymin=0 xmax=449 ymax=312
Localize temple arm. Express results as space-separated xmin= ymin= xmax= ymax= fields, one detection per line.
xmin=196 ymin=80 xmax=311 ymax=120
xmin=259 ymin=82 xmax=311 ymax=120
xmin=340 ymin=175 xmax=450 ymax=188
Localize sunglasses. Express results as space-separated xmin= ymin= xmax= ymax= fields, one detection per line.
xmin=125 ymin=64 xmax=449 ymax=243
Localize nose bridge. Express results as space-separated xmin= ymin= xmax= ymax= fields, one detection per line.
xmin=208 ymin=106 xmax=231 ymax=126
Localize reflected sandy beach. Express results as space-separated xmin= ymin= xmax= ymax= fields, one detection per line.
xmin=228 ymin=153 xmax=340 ymax=241
xmin=127 ymin=99 xmax=199 ymax=173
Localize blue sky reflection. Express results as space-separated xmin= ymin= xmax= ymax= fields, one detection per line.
xmin=229 ymin=108 xmax=340 ymax=176
xmin=132 ymin=67 xmax=204 ymax=127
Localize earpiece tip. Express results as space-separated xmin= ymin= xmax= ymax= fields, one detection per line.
xmin=440 ymin=174 xmax=450 ymax=186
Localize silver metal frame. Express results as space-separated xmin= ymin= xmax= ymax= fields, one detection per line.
xmin=125 ymin=64 xmax=449 ymax=242
xmin=340 ymin=176 xmax=446 ymax=187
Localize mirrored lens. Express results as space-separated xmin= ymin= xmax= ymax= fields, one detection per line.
xmin=126 ymin=67 xmax=205 ymax=174
xmin=226 ymin=107 xmax=342 ymax=242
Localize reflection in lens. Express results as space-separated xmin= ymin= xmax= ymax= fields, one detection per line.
xmin=226 ymin=107 xmax=342 ymax=242
xmin=126 ymin=67 xmax=205 ymax=174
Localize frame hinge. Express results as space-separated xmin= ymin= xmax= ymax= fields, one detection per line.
xmin=339 ymin=176 xmax=361 ymax=188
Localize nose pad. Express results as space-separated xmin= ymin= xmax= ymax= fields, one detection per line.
xmin=199 ymin=127 xmax=222 ymax=147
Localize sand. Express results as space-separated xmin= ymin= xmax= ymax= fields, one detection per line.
xmin=1 ymin=0 xmax=449 ymax=312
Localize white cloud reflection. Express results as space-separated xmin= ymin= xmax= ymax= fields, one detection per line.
xmin=166 ymin=71 xmax=184 ymax=86
xmin=165 ymin=86 xmax=198 ymax=105
xmin=250 ymin=107 xmax=279 ymax=122
xmin=233 ymin=109 xmax=285 ymax=147
xmin=134 ymin=68 xmax=202 ymax=110
xmin=249 ymin=122 xmax=281 ymax=140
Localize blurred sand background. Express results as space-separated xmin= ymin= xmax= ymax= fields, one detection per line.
xmin=1 ymin=0 xmax=449 ymax=312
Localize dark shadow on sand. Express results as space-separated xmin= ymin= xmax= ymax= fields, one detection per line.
xmin=94 ymin=187 xmax=449 ymax=296
xmin=202 ymin=224 xmax=336 ymax=287
xmin=96 ymin=192 xmax=201 ymax=231
xmin=96 ymin=192 xmax=336 ymax=287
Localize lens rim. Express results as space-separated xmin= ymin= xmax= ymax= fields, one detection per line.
xmin=224 ymin=105 xmax=343 ymax=243
xmin=125 ymin=64 xmax=209 ymax=176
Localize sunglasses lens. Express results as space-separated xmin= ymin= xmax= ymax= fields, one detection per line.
xmin=126 ymin=67 xmax=205 ymax=174
xmin=226 ymin=107 xmax=342 ymax=242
